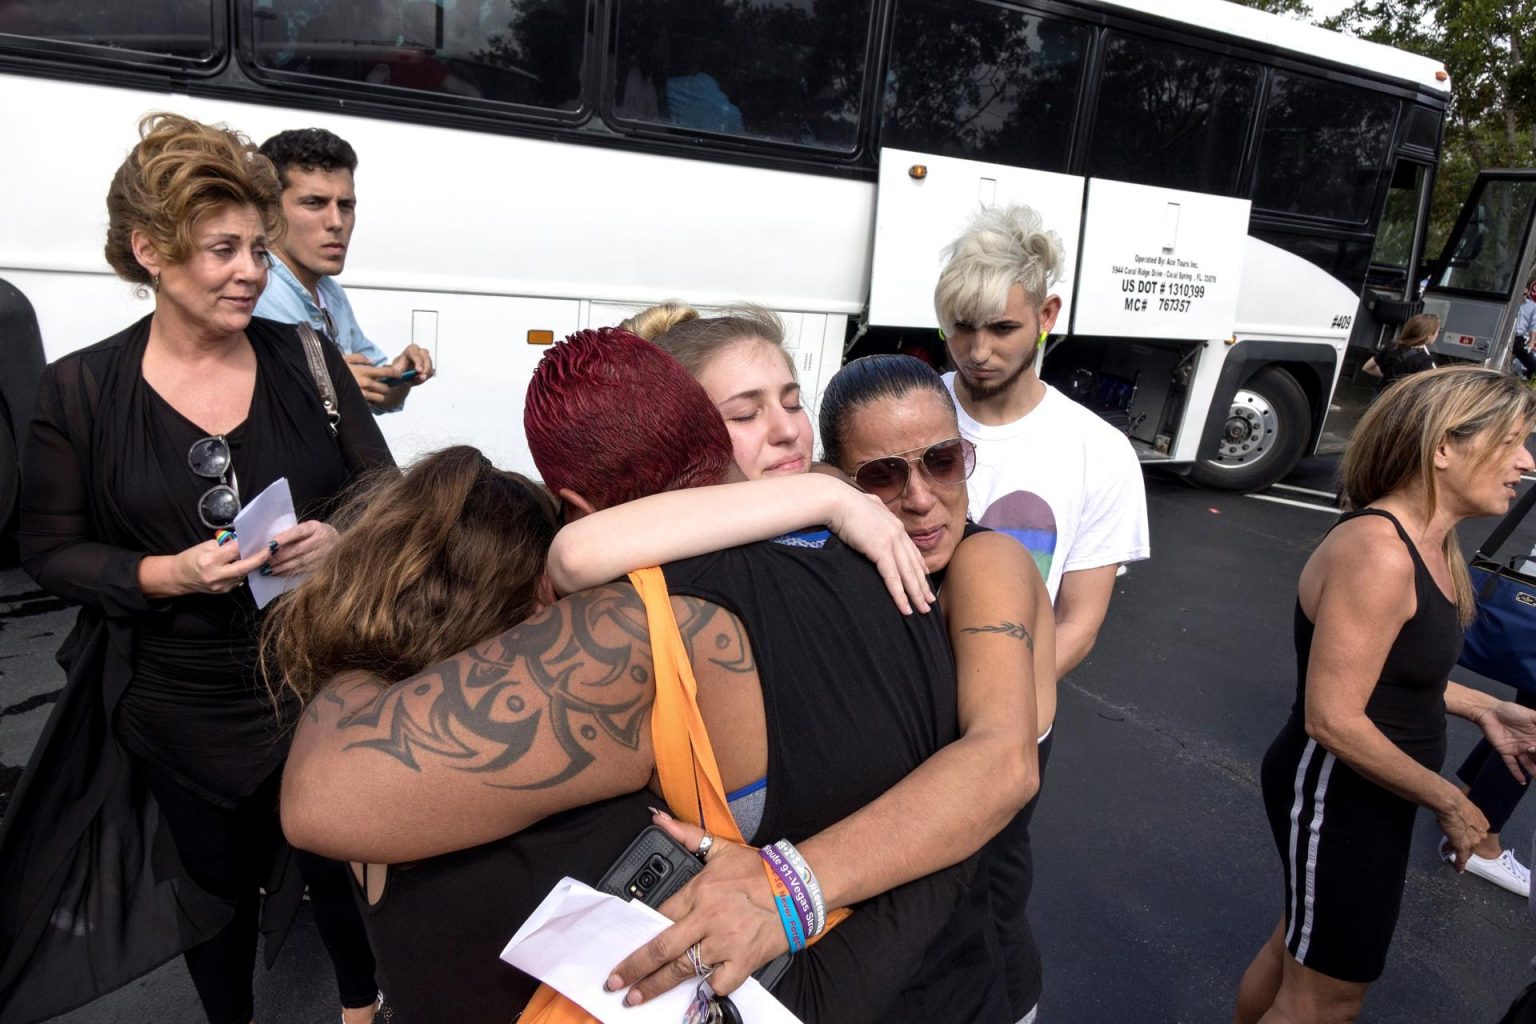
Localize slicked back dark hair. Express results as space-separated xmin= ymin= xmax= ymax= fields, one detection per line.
xmin=819 ymin=354 xmax=955 ymax=469
xmin=259 ymin=128 xmax=358 ymax=186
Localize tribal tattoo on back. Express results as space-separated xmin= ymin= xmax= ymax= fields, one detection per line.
xmin=317 ymin=583 xmax=755 ymax=791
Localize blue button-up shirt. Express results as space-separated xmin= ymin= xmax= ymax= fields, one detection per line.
xmin=1516 ymin=297 xmax=1536 ymax=339
xmin=255 ymin=258 xmax=390 ymax=368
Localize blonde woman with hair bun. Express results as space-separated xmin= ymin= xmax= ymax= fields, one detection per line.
xmin=619 ymin=299 xmax=698 ymax=341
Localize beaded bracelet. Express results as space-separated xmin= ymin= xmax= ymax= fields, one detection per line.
xmin=758 ymin=856 xmax=806 ymax=952
xmin=773 ymin=839 xmax=826 ymax=938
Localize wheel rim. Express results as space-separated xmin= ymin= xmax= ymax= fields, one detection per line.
xmin=1209 ymin=388 xmax=1278 ymax=469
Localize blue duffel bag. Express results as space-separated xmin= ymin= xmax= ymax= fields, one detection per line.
xmin=1459 ymin=483 xmax=1536 ymax=695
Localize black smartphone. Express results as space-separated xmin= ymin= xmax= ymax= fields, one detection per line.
xmin=597 ymin=826 xmax=793 ymax=992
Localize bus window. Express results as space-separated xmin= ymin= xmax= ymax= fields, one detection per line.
xmin=611 ymin=0 xmax=870 ymax=151
xmin=1254 ymin=228 xmax=1375 ymax=297
xmin=0 ymin=0 xmax=215 ymax=61
xmin=246 ymin=0 xmax=586 ymax=110
xmin=1086 ymin=32 xmax=1259 ymax=196
xmin=1435 ymin=177 xmax=1536 ymax=295
xmin=881 ymin=0 xmax=1090 ymax=173
xmin=1369 ymin=161 xmax=1427 ymax=272
xmin=1252 ymin=71 xmax=1397 ymax=223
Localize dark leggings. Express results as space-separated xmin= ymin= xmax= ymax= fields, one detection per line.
xmin=143 ymin=763 xmax=378 ymax=1024
xmin=1456 ymin=688 xmax=1536 ymax=835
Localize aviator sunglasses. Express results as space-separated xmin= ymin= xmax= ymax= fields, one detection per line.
xmin=188 ymin=435 xmax=241 ymax=530
xmin=851 ymin=437 xmax=977 ymax=502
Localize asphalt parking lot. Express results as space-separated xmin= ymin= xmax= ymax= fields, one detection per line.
xmin=2 ymin=452 xmax=1533 ymax=1023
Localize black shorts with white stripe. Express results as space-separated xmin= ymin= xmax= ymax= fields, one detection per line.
xmin=1260 ymin=724 xmax=1420 ymax=984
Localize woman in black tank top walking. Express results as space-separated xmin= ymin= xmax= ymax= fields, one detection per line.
xmin=1235 ymin=367 xmax=1536 ymax=1024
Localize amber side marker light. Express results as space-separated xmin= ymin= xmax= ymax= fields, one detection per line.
xmin=1436 ymin=69 xmax=1449 ymax=82
xmin=528 ymin=330 xmax=554 ymax=346
xmin=909 ymin=164 xmax=928 ymax=180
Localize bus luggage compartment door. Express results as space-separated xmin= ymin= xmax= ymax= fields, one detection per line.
xmin=868 ymin=148 xmax=1084 ymax=328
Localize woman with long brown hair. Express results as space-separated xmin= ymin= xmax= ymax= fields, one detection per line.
xmin=1236 ymin=366 xmax=1536 ymax=1023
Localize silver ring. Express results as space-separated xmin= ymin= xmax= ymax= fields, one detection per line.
xmin=686 ymin=942 xmax=713 ymax=978
xmin=695 ymin=832 xmax=715 ymax=862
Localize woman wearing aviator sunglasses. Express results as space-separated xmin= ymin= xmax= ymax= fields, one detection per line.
xmin=547 ymin=353 xmax=1053 ymax=1016
xmin=0 ymin=114 xmax=391 ymax=1024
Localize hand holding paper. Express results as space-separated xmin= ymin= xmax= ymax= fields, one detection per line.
xmin=502 ymin=878 xmax=802 ymax=1024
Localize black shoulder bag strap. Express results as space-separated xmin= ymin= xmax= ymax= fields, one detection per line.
xmin=295 ymin=322 xmax=340 ymax=437
xmin=1476 ymin=481 xmax=1536 ymax=561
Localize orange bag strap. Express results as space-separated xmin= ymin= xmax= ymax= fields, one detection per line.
xmin=628 ymin=567 xmax=744 ymax=842
xmin=521 ymin=569 xmax=840 ymax=1023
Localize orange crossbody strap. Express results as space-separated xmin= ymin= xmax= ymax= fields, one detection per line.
xmin=627 ymin=566 xmax=744 ymax=843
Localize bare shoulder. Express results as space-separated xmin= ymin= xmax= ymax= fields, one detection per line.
xmin=1311 ymin=512 xmax=1416 ymax=586
xmin=950 ymin=529 xmax=1040 ymax=577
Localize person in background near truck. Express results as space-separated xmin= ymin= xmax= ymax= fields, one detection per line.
xmin=1362 ymin=313 xmax=1439 ymax=394
xmin=1511 ymin=278 xmax=1536 ymax=380
xmin=935 ymin=203 xmax=1151 ymax=1024
xmin=254 ymin=127 xmax=435 ymax=413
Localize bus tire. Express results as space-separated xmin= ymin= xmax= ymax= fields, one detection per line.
xmin=1189 ymin=366 xmax=1309 ymax=491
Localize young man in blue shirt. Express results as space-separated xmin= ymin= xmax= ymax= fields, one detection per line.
xmin=255 ymin=128 xmax=434 ymax=413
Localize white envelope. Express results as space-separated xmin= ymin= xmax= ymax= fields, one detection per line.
xmin=232 ymin=476 xmax=300 ymax=610
xmin=501 ymin=877 xmax=802 ymax=1024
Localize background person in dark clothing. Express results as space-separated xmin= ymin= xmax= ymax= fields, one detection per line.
xmin=1363 ymin=313 xmax=1439 ymax=393
xmin=0 ymin=113 xmax=391 ymax=1024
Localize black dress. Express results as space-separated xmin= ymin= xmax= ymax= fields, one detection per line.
xmin=1260 ymin=508 xmax=1462 ymax=983
xmin=0 ymin=315 xmax=392 ymax=1023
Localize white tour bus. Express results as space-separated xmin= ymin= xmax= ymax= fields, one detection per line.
xmin=2 ymin=0 xmax=1526 ymax=535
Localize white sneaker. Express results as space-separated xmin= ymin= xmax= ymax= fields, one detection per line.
xmin=1442 ymin=838 xmax=1531 ymax=898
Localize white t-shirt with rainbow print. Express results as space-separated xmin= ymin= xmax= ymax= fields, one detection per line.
xmin=943 ymin=376 xmax=1150 ymax=604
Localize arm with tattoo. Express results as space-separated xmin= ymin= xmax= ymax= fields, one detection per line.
xmin=283 ymin=583 xmax=732 ymax=863
xmin=794 ymin=529 xmax=1047 ymax=908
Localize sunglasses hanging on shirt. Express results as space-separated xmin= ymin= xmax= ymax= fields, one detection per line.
xmin=188 ymin=434 xmax=241 ymax=530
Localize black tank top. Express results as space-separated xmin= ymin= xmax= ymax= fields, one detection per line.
xmin=1289 ymin=508 xmax=1463 ymax=770
xmin=665 ymin=529 xmax=1009 ymax=1023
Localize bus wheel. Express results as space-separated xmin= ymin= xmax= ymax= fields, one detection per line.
xmin=1189 ymin=367 xmax=1309 ymax=491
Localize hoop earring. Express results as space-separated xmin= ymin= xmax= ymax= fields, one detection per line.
xmin=937 ymin=328 xmax=947 ymax=342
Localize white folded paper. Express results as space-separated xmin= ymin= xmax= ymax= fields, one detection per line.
xmin=501 ymin=877 xmax=803 ymax=1024
xmin=232 ymin=476 xmax=300 ymax=610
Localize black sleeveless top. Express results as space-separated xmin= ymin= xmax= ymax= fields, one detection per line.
xmin=1288 ymin=508 xmax=1463 ymax=770
xmin=665 ymin=528 xmax=1010 ymax=1023
xmin=360 ymin=532 xmax=1008 ymax=1024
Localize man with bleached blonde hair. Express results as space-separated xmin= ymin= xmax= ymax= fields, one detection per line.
xmin=935 ymin=202 xmax=1149 ymax=1024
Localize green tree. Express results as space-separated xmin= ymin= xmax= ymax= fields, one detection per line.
xmin=1320 ymin=0 xmax=1536 ymax=253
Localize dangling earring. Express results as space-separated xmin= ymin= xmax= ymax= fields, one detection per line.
xmin=937 ymin=328 xmax=947 ymax=342
xmin=1037 ymin=329 xmax=1048 ymax=348
xmin=151 ymin=274 xmax=160 ymax=292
